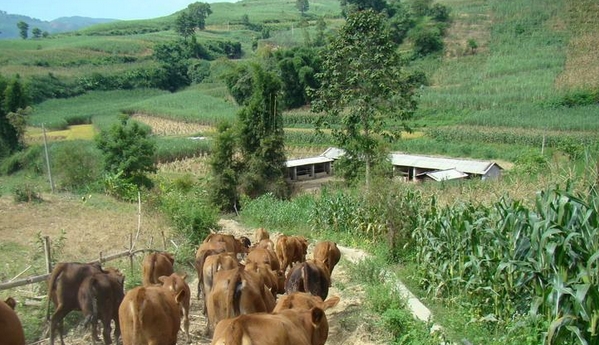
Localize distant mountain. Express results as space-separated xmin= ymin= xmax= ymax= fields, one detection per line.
xmin=0 ymin=11 xmax=117 ymax=39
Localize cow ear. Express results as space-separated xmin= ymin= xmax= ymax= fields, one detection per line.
xmin=175 ymin=288 xmax=187 ymax=304
xmin=311 ymin=307 xmax=325 ymax=325
xmin=158 ymin=276 xmax=167 ymax=283
xmin=181 ymin=274 xmax=187 ymax=281
xmin=323 ymin=296 xmax=340 ymax=310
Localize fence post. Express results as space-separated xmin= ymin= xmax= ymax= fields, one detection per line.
xmin=43 ymin=236 xmax=52 ymax=274
xmin=43 ymin=235 xmax=52 ymax=323
xmin=129 ymin=233 xmax=134 ymax=273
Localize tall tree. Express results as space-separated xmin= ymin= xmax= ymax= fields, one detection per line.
xmin=209 ymin=121 xmax=240 ymax=212
xmin=296 ymin=0 xmax=309 ymax=16
xmin=16 ymin=21 xmax=28 ymax=39
xmin=175 ymin=11 xmax=196 ymax=39
xmin=187 ymin=2 xmax=212 ymax=30
xmin=0 ymin=78 xmax=28 ymax=157
xmin=237 ymin=64 xmax=288 ymax=199
xmin=340 ymin=0 xmax=387 ymax=16
xmin=95 ymin=116 xmax=156 ymax=189
xmin=32 ymin=27 xmax=42 ymax=39
xmin=312 ymin=10 xmax=418 ymax=189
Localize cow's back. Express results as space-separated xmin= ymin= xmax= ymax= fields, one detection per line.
xmin=142 ymin=252 xmax=175 ymax=286
xmin=119 ymin=286 xmax=180 ymax=345
xmin=313 ymin=241 xmax=341 ymax=276
xmin=0 ymin=298 xmax=25 ymax=345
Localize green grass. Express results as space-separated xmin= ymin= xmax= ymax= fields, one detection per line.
xmin=29 ymin=89 xmax=170 ymax=130
xmin=123 ymin=85 xmax=239 ymax=124
xmin=416 ymin=0 xmax=572 ymax=130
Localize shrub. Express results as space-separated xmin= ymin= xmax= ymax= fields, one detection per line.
xmin=410 ymin=24 xmax=444 ymax=57
xmin=51 ymin=140 xmax=103 ymax=192
xmin=158 ymin=183 xmax=218 ymax=245
xmin=13 ymin=183 xmax=43 ymax=203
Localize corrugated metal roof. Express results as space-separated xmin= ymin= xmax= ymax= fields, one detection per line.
xmin=321 ymin=147 xmax=346 ymax=159
xmin=286 ymin=156 xmax=334 ymax=168
xmin=419 ymin=169 xmax=469 ymax=181
xmin=390 ymin=153 xmax=501 ymax=175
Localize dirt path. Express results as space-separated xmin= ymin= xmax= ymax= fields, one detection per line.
xmin=35 ymin=219 xmax=381 ymax=345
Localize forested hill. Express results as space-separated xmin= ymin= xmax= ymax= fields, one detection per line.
xmin=0 ymin=11 xmax=116 ymax=39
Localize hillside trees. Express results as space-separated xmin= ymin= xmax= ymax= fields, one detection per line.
xmin=274 ymin=47 xmax=322 ymax=109
xmin=0 ymin=77 xmax=29 ymax=158
xmin=175 ymin=2 xmax=212 ymax=39
xmin=208 ymin=121 xmax=239 ymax=212
xmin=312 ymin=9 xmax=419 ymax=188
xmin=32 ymin=27 xmax=42 ymax=39
xmin=211 ymin=64 xmax=288 ymax=210
xmin=16 ymin=21 xmax=28 ymax=39
xmin=237 ymin=64 xmax=288 ymax=199
xmin=297 ymin=0 xmax=309 ymax=16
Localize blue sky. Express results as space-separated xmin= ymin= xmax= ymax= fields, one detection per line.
xmin=0 ymin=0 xmax=236 ymax=21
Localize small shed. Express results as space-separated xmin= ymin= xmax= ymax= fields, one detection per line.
xmin=390 ymin=153 xmax=503 ymax=181
xmin=286 ymin=156 xmax=334 ymax=181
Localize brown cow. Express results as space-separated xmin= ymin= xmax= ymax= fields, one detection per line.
xmin=0 ymin=297 xmax=25 ymax=345
xmin=78 ymin=268 xmax=125 ymax=345
xmin=201 ymin=252 xmax=239 ymax=313
xmin=194 ymin=242 xmax=229 ymax=300
xmin=119 ymin=285 xmax=186 ymax=345
xmin=205 ymin=266 xmax=275 ymax=335
xmin=203 ymin=233 xmax=251 ymax=255
xmin=141 ymin=252 xmax=175 ymax=286
xmin=244 ymin=261 xmax=283 ymax=297
xmin=276 ymin=235 xmax=308 ymax=274
xmin=313 ymin=241 xmax=341 ymax=279
xmin=211 ymin=307 xmax=330 ymax=345
xmin=285 ymin=260 xmax=331 ymax=300
xmin=254 ymin=227 xmax=269 ymax=243
xmin=48 ymin=262 xmax=104 ymax=345
xmin=273 ymin=292 xmax=340 ymax=313
xmin=158 ymin=273 xmax=191 ymax=343
xmin=246 ymin=247 xmax=281 ymax=272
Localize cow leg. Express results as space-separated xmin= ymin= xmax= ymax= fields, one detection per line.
xmin=101 ymin=318 xmax=112 ymax=345
xmin=183 ymin=308 xmax=190 ymax=343
xmin=113 ymin=314 xmax=121 ymax=345
xmin=49 ymin=306 xmax=69 ymax=345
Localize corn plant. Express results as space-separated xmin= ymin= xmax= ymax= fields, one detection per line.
xmin=412 ymin=184 xmax=599 ymax=344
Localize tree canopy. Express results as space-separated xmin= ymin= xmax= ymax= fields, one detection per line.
xmin=312 ymin=9 xmax=419 ymax=188
xmin=175 ymin=1 xmax=212 ymax=38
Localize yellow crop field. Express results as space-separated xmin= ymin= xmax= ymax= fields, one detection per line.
xmin=25 ymin=124 xmax=96 ymax=144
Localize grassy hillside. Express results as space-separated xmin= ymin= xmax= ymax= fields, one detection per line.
xmin=0 ymin=0 xmax=596 ymax=165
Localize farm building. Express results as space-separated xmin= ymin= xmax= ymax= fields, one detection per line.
xmin=390 ymin=153 xmax=503 ymax=181
xmin=285 ymin=147 xmax=345 ymax=181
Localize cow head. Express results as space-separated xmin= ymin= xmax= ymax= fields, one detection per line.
xmin=4 ymin=297 xmax=17 ymax=310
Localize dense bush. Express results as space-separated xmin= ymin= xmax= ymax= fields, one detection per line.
xmin=157 ymin=181 xmax=219 ymax=245
xmin=27 ymin=74 xmax=86 ymax=103
xmin=51 ymin=140 xmax=103 ymax=192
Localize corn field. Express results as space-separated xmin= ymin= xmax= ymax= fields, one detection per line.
xmin=413 ymin=184 xmax=599 ymax=344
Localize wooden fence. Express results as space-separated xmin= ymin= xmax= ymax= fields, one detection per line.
xmin=0 ymin=234 xmax=163 ymax=291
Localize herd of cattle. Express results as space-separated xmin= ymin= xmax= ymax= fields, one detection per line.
xmin=0 ymin=228 xmax=342 ymax=345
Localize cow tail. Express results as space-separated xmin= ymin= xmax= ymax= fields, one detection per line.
xmin=80 ymin=277 xmax=98 ymax=329
xmin=47 ymin=263 xmax=66 ymax=321
xmin=301 ymin=263 xmax=310 ymax=294
xmin=227 ymin=268 xmax=242 ymax=317
xmin=150 ymin=253 xmax=157 ymax=284
xmin=135 ymin=288 xmax=146 ymax=335
xmin=90 ymin=278 xmax=98 ymax=329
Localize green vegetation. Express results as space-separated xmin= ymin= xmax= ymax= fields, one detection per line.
xmin=1 ymin=0 xmax=599 ymax=343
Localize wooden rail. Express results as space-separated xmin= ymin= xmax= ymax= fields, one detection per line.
xmin=0 ymin=248 xmax=162 ymax=291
